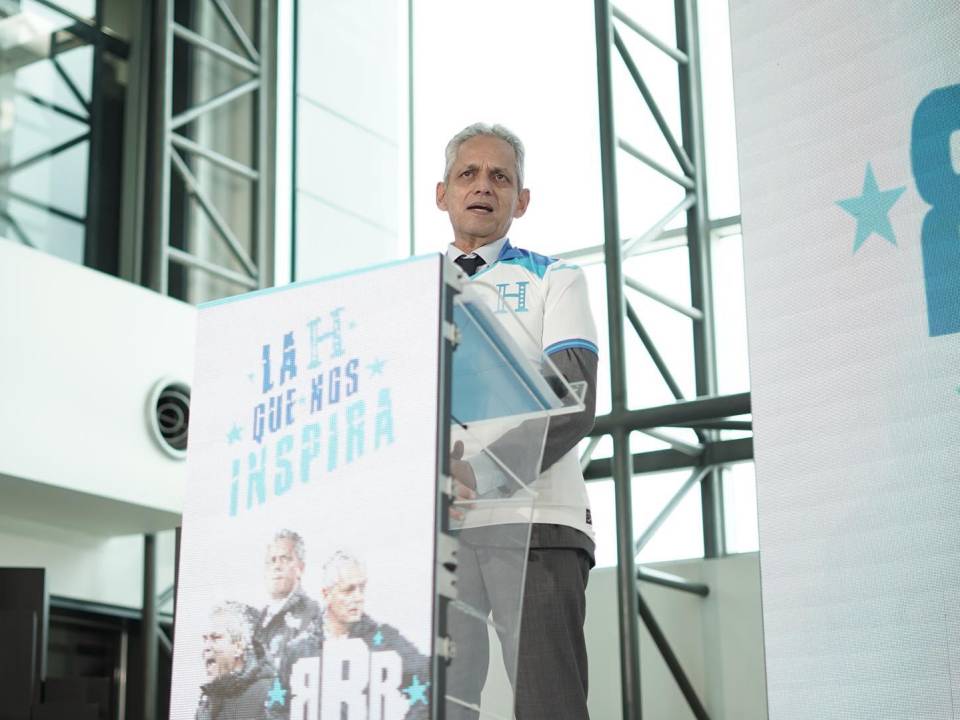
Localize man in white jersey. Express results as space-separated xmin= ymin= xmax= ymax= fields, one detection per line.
xmin=437 ymin=123 xmax=598 ymax=720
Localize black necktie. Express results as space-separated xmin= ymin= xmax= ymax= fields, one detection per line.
xmin=454 ymin=254 xmax=486 ymax=277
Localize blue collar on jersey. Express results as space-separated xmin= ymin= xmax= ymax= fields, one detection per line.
xmin=469 ymin=239 xmax=557 ymax=281
xmin=496 ymin=239 xmax=524 ymax=262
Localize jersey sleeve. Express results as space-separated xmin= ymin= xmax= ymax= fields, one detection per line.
xmin=541 ymin=264 xmax=599 ymax=356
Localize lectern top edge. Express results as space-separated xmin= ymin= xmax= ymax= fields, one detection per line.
xmin=197 ymin=253 xmax=444 ymax=311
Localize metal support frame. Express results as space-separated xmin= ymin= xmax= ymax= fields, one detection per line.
xmin=592 ymin=1 xmax=754 ymax=717
xmin=595 ymin=3 xmax=642 ymax=718
xmin=675 ymin=0 xmax=726 ymax=559
xmin=146 ymin=0 xmax=276 ymax=299
xmin=142 ymin=533 xmax=158 ymax=720
xmin=637 ymin=566 xmax=708 ymax=597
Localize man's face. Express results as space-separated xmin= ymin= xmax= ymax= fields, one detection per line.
xmin=201 ymin=615 xmax=243 ymax=680
xmin=323 ymin=564 xmax=367 ymax=627
xmin=436 ymin=135 xmax=530 ymax=248
xmin=264 ymin=538 xmax=303 ymax=600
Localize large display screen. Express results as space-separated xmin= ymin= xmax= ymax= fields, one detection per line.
xmin=730 ymin=2 xmax=960 ymax=717
xmin=169 ymin=256 xmax=443 ymax=720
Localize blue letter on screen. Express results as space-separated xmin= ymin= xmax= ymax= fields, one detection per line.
xmin=911 ymin=84 xmax=960 ymax=337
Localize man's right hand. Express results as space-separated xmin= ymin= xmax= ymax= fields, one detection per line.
xmin=449 ymin=440 xmax=477 ymax=519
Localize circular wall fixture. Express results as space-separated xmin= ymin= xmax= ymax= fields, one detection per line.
xmin=147 ymin=378 xmax=191 ymax=460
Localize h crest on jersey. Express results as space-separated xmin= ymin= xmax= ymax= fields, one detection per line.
xmin=495 ymin=281 xmax=529 ymax=314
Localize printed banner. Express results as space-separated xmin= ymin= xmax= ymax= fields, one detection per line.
xmin=169 ymin=255 xmax=443 ymax=720
xmin=730 ymin=2 xmax=960 ymax=717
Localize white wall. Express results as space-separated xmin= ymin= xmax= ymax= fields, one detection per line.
xmin=477 ymin=553 xmax=767 ymax=719
xmin=587 ymin=554 xmax=767 ymax=720
xmin=0 ymin=238 xmax=194 ymax=607
xmin=0 ymin=239 xmax=193 ymax=526
xmin=0 ymin=516 xmax=178 ymax=610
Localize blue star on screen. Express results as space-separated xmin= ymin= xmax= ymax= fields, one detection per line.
xmin=836 ymin=163 xmax=906 ymax=253
xmin=226 ymin=424 xmax=242 ymax=444
xmin=402 ymin=675 xmax=430 ymax=706
xmin=372 ymin=629 xmax=384 ymax=646
xmin=267 ymin=678 xmax=287 ymax=707
xmin=367 ymin=358 xmax=386 ymax=376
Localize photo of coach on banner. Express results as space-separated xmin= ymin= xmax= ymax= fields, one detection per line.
xmin=193 ymin=531 xmax=429 ymax=720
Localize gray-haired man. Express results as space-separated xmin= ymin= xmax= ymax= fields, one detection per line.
xmin=439 ymin=122 xmax=598 ymax=720
xmin=196 ymin=601 xmax=281 ymax=720
xmin=255 ymin=530 xmax=321 ymax=673
xmin=321 ymin=551 xmax=430 ymax=719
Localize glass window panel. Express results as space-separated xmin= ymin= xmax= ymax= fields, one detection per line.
xmin=9 ymin=137 xmax=88 ymax=219
xmin=25 ymin=0 xmax=95 ymax=22
xmin=635 ymin=468 xmax=704 ymax=564
xmin=611 ymin=29 xmax=681 ymax=165
xmin=6 ymin=194 xmax=84 ymax=262
xmin=585 ymin=479 xmax=618 ymax=568
xmin=615 ymin=149 xmax=688 ymax=241
xmin=586 ymin=468 xmax=706 ymax=569
xmin=7 ymin=93 xmax=87 ymax=167
xmin=722 ymin=461 xmax=759 ymax=554
xmin=51 ymin=45 xmax=93 ymax=106
xmin=699 ymin=0 xmax=740 ymax=220
xmin=613 ymin=0 xmax=677 ymax=47
xmin=623 ymin=246 xmax=696 ymax=404
xmin=579 ymin=261 xmax=612 ymax=417
xmin=712 ymin=230 xmax=750 ymax=395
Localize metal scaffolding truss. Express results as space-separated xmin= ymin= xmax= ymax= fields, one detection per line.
xmin=591 ymin=1 xmax=753 ymax=717
xmin=146 ymin=0 xmax=276 ymax=297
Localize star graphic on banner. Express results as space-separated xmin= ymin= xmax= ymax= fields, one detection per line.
xmin=349 ymin=321 xmax=358 ymax=330
xmin=367 ymin=358 xmax=386 ymax=376
xmin=227 ymin=424 xmax=242 ymax=444
xmin=372 ymin=629 xmax=384 ymax=647
xmin=267 ymin=678 xmax=287 ymax=707
xmin=247 ymin=372 xmax=256 ymax=383
xmin=402 ymin=675 xmax=430 ymax=706
xmin=836 ymin=163 xmax=906 ymax=253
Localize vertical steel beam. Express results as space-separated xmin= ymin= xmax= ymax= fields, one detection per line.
xmin=142 ymin=533 xmax=157 ymax=720
xmin=119 ymin=0 xmax=154 ymax=285
xmin=256 ymin=0 xmax=277 ymax=288
xmin=676 ymin=0 xmax=725 ymax=558
xmin=595 ymin=1 xmax=642 ymax=717
xmin=147 ymin=0 xmax=174 ymax=294
xmin=82 ymin=0 xmax=104 ymax=270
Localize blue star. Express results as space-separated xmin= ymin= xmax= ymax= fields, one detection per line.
xmin=266 ymin=678 xmax=286 ymax=707
xmin=372 ymin=629 xmax=384 ymax=646
xmin=367 ymin=358 xmax=386 ymax=376
xmin=402 ymin=675 xmax=430 ymax=706
xmin=836 ymin=163 xmax=906 ymax=253
xmin=247 ymin=372 xmax=256 ymax=383
xmin=227 ymin=424 xmax=242 ymax=444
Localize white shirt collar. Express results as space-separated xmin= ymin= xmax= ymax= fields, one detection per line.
xmin=445 ymin=237 xmax=508 ymax=267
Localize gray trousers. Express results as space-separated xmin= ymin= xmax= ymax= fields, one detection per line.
xmin=446 ymin=524 xmax=593 ymax=720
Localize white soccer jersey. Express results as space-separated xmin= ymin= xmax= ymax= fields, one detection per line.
xmin=447 ymin=238 xmax=599 ymax=539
